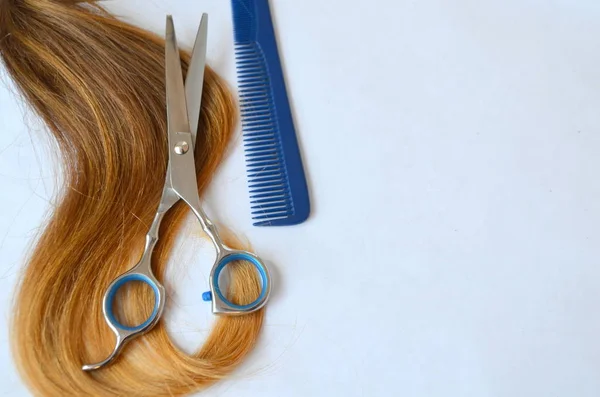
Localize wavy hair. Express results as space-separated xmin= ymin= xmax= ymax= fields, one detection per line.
xmin=1 ymin=0 xmax=264 ymax=395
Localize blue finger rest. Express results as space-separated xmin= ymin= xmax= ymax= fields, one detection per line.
xmin=105 ymin=273 xmax=161 ymax=332
xmin=213 ymin=253 xmax=268 ymax=311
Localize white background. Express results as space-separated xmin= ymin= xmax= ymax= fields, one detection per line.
xmin=2 ymin=0 xmax=600 ymax=396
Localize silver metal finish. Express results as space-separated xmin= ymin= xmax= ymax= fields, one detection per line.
xmin=83 ymin=13 xmax=271 ymax=371
xmin=174 ymin=141 xmax=189 ymax=154
xmin=185 ymin=12 xmax=208 ymax=146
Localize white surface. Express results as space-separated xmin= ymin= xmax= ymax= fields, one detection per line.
xmin=2 ymin=0 xmax=600 ymax=395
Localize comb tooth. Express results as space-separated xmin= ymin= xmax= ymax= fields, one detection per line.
xmin=241 ymin=112 xmax=270 ymax=119
xmin=238 ymin=75 xmax=265 ymax=83
xmin=237 ymin=71 xmax=265 ymax=79
xmin=239 ymin=79 xmax=268 ymax=87
xmin=250 ymin=192 xmax=287 ymax=201
xmin=253 ymin=218 xmax=287 ymax=227
xmin=234 ymin=48 xmax=256 ymax=55
xmin=244 ymin=131 xmax=275 ymax=138
xmin=243 ymin=133 xmax=275 ymax=140
xmin=253 ymin=210 xmax=292 ymax=219
xmin=239 ymin=84 xmax=264 ymax=90
xmin=238 ymin=77 xmax=267 ymax=85
xmin=246 ymin=148 xmax=278 ymax=156
xmin=249 ymin=179 xmax=284 ymax=189
xmin=243 ymin=119 xmax=274 ymax=127
xmin=246 ymin=152 xmax=277 ymax=161
xmin=240 ymin=102 xmax=270 ymax=109
xmin=247 ymin=158 xmax=278 ymax=166
xmin=239 ymin=79 xmax=265 ymax=85
xmin=241 ymin=101 xmax=270 ymax=108
xmin=248 ymin=176 xmax=285 ymax=189
xmin=243 ymin=118 xmax=271 ymax=126
xmin=244 ymin=139 xmax=276 ymax=147
xmin=239 ymin=94 xmax=269 ymax=101
xmin=248 ymin=171 xmax=282 ymax=180
xmin=243 ymin=125 xmax=273 ymax=131
xmin=238 ymin=79 xmax=267 ymax=86
xmin=249 ymin=180 xmax=284 ymax=189
xmin=245 ymin=142 xmax=277 ymax=150
xmin=243 ymin=131 xmax=275 ymax=138
xmin=238 ymin=75 xmax=266 ymax=81
xmin=244 ymin=115 xmax=274 ymax=123
xmin=244 ymin=141 xmax=277 ymax=149
xmin=248 ymin=164 xmax=281 ymax=174
xmin=249 ymin=185 xmax=286 ymax=194
xmin=248 ymin=170 xmax=283 ymax=179
xmin=235 ymin=53 xmax=255 ymax=59
xmin=241 ymin=119 xmax=271 ymax=127
xmin=248 ymin=172 xmax=283 ymax=183
xmin=241 ymin=106 xmax=271 ymax=114
xmin=252 ymin=213 xmax=295 ymax=226
xmin=249 ymin=183 xmax=285 ymax=192
xmin=241 ymin=121 xmax=272 ymax=129
xmin=247 ymin=157 xmax=278 ymax=165
xmin=250 ymin=194 xmax=288 ymax=204
xmin=243 ymin=131 xmax=275 ymax=139
xmin=246 ymin=159 xmax=278 ymax=168
xmin=236 ymin=66 xmax=263 ymax=72
xmin=235 ymin=56 xmax=261 ymax=62
xmin=239 ymin=87 xmax=268 ymax=94
xmin=239 ymin=80 xmax=268 ymax=87
xmin=239 ymin=77 xmax=266 ymax=84
xmin=236 ymin=67 xmax=260 ymax=73
xmin=236 ymin=68 xmax=263 ymax=75
xmin=251 ymin=205 xmax=291 ymax=215
xmin=241 ymin=107 xmax=270 ymax=115
xmin=239 ymin=89 xmax=267 ymax=96
xmin=242 ymin=124 xmax=273 ymax=131
xmin=242 ymin=124 xmax=272 ymax=131
xmin=241 ymin=111 xmax=271 ymax=120
xmin=241 ymin=107 xmax=271 ymax=115
xmin=235 ymin=52 xmax=259 ymax=58
xmin=246 ymin=126 xmax=271 ymax=134
xmin=248 ymin=165 xmax=281 ymax=174
xmin=240 ymin=101 xmax=270 ymax=109
xmin=235 ymin=54 xmax=257 ymax=60
xmin=239 ymin=88 xmax=268 ymax=96
xmin=251 ymin=201 xmax=288 ymax=211
xmin=241 ymin=114 xmax=270 ymax=121
xmin=240 ymin=99 xmax=269 ymax=107
xmin=252 ymin=205 xmax=291 ymax=215
xmin=252 ymin=210 xmax=292 ymax=221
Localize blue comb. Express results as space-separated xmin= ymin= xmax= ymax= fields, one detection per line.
xmin=231 ymin=0 xmax=310 ymax=226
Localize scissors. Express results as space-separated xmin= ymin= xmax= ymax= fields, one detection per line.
xmin=82 ymin=14 xmax=271 ymax=371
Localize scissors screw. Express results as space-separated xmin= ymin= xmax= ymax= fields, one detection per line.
xmin=174 ymin=141 xmax=189 ymax=155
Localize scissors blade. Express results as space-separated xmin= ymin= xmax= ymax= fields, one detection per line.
xmin=185 ymin=13 xmax=208 ymax=148
xmin=165 ymin=15 xmax=190 ymax=135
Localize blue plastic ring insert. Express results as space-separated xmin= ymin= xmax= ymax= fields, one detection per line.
xmin=213 ymin=253 xmax=268 ymax=311
xmin=105 ymin=273 xmax=161 ymax=332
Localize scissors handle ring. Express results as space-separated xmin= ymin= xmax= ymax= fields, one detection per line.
xmin=104 ymin=272 xmax=165 ymax=332
xmin=209 ymin=250 xmax=271 ymax=315
xmin=82 ymin=269 xmax=165 ymax=371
